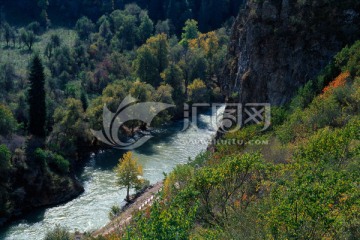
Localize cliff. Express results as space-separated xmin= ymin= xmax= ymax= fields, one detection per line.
xmin=223 ymin=0 xmax=360 ymax=106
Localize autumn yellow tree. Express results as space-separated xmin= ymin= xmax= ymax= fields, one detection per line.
xmin=114 ymin=152 xmax=143 ymax=202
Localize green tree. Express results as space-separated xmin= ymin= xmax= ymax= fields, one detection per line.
xmin=0 ymin=144 xmax=11 ymax=175
xmin=99 ymin=18 xmax=113 ymax=44
xmin=49 ymin=98 xmax=89 ymax=157
xmin=75 ymin=16 xmax=95 ymax=40
xmin=80 ymin=91 xmax=88 ymax=111
xmin=134 ymin=45 xmax=159 ymax=86
xmin=26 ymin=21 xmax=41 ymax=34
xmin=139 ymin=13 xmax=154 ymax=43
xmin=0 ymin=104 xmax=17 ymax=136
xmin=0 ymin=144 xmax=11 ymax=216
xmin=180 ymin=19 xmax=199 ymax=47
xmin=44 ymin=34 xmax=62 ymax=60
xmin=23 ymin=30 xmax=36 ymax=51
xmin=52 ymin=34 xmax=61 ymax=46
xmin=2 ymin=22 xmax=13 ymax=47
xmin=38 ymin=0 xmax=50 ymax=27
xmin=0 ymin=62 xmax=16 ymax=92
xmin=155 ymin=19 xmax=171 ymax=36
xmin=28 ymin=55 xmax=46 ymax=137
xmin=114 ymin=152 xmax=143 ymax=202
xmin=188 ymin=79 xmax=209 ymax=103
xmin=86 ymin=80 xmax=130 ymax=129
xmin=147 ymin=33 xmax=169 ymax=74
xmin=161 ymin=63 xmax=185 ymax=106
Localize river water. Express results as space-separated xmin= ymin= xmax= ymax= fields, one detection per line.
xmin=0 ymin=106 xmax=224 ymax=240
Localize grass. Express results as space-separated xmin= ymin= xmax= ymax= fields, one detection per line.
xmin=0 ymin=28 xmax=77 ymax=77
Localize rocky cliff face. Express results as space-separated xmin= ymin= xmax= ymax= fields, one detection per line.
xmin=223 ymin=0 xmax=360 ymax=106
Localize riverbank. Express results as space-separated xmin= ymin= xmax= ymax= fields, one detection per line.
xmin=1 ymin=107 xmax=223 ymax=239
xmin=92 ymin=181 xmax=163 ymax=237
xmin=92 ymin=110 xmax=227 ymax=238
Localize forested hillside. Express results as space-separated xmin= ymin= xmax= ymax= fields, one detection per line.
xmin=0 ymin=2 xmax=233 ymax=226
xmin=0 ymin=0 xmax=359 ymax=239
xmin=96 ymin=34 xmax=360 ymax=240
xmin=1 ymin=0 xmax=244 ymax=32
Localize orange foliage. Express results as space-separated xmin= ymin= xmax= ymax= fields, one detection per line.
xmin=188 ymin=31 xmax=219 ymax=57
xmin=322 ymin=71 xmax=350 ymax=94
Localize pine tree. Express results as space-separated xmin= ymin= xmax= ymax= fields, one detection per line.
xmin=80 ymin=91 xmax=88 ymax=111
xmin=28 ymin=55 xmax=46 ymax=137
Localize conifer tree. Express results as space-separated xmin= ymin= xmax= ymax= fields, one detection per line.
xmin=28 ymin=55 xmax=46 ymax=137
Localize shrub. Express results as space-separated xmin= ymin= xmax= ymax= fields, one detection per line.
xmin=34 ymin=148 xmax=70 ymax=174
xmin=269 ymin=125 xmax=360 ymax=239
xmin=322 ymin=71 xmax=350 ymax=93
xmin=44 ymin=225 xmax=71 ymax=240
xmin=109 ymin=205 xmax=121 ymax=220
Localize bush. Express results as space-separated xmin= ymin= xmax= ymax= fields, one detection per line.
xmin=34 ymin=149 xmax=70 ymax=174
xmin=44 ymin=225 xmax=71 ymax=240
xmin=269 ymin=125 xmax=360 ymax=239
xmin=108 ymin=205 xmax=121 ymax=220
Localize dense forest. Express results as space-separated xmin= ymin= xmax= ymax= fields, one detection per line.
xmin=0 ymin=0 xmax=359 ymax=239
xmin=1 ymin=0 xmax=243 ymax=32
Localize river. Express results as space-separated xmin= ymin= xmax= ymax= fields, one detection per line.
xmin=0 ymin=106 xmax=224 ymax=240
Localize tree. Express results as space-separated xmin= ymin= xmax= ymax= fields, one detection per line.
xmin=180 ymin=19 xmax=199 ymax=47
xmin=28 ymin=55 xmax=46 ymax=137
xmin=134 ymin=45 xmax=159 ymax=86
xmin=75 ymin=16 xmax=95 ymax=40
xmin=0 ymin=104 xmax=17 ymax=136
xmin=45 ymin=35 xmax=62 ymax=60
xmin=22 ymin=30 xmax=36 ymax=51
xmin=139 ymin=13 xmax=154 ymax=43
xmin=80 ymin=91 xmax=88 ymax=111
xmin=147 ymin=34 xmax=169 ymax=74
xmin=0 ymin=144 xmax=11 ymax=217
xmin=50 ymin=34 xmax=61 ymax=48
xmin=0 ymin=62 xmax=16 ymax=92
xmin=44 ymin=42 xmax=53 ymax=60
xmin=114 ymin=152 xmax=143 ymax=202
xmin=0 ymin=144 xmax=11 ymax=175
xmin=99 ymin=18 xmax=113 ymax=44
xmin=10 ymin=29 xmax=17 ymax=48
xmin=155 ymin=19 xmax=171 ymax=36
xmin=26 ymin=21 xmax=41 ymax=35
xmin=188 ymin=79 xmax=209 ymax=103
xmin=49 ymin=98 xmax=89 ymax=157
xmin=38 ymin=0 xmax=50 ymax=27
xmin=161 ymin=63 xmax=185 ymax=106
xmin=2 ymin=22 xmax=12 ymax=47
